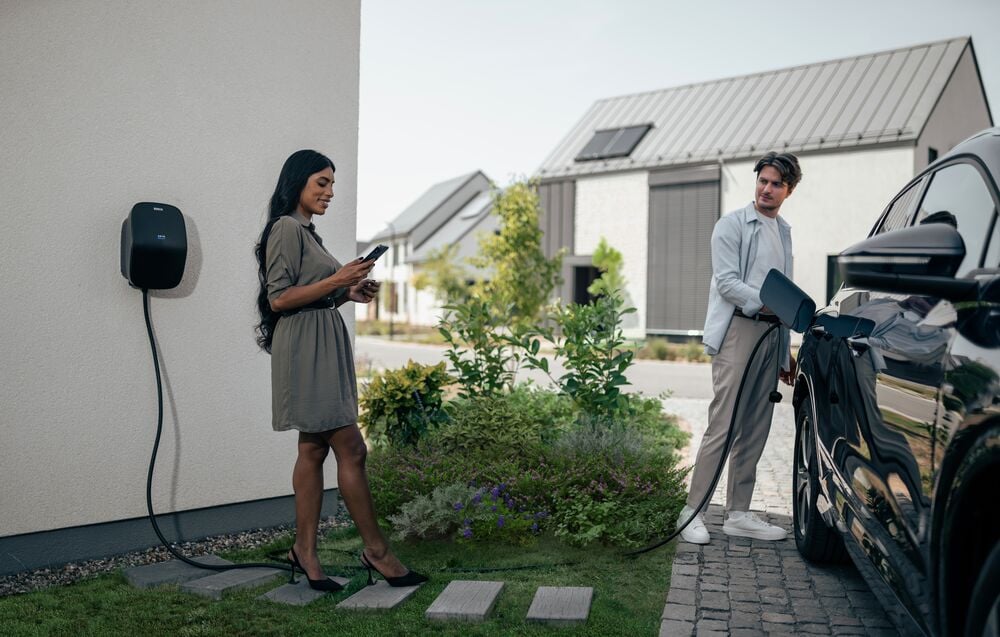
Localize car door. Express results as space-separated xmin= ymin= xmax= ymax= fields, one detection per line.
xmin=832 ymin=160 xmax=999 ymax=622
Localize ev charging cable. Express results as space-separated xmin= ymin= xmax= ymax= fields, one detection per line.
xmin=141 ymin=289 xmax=295 ymax=576
xmin=624 ymin=320 xmax=783 ymax=557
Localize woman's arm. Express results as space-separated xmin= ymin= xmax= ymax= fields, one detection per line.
xmin=269 ymin=258 xmax=373 ymax=313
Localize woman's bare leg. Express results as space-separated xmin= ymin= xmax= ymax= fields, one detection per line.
xmin=325 ymin=424 xmax=408 ymax=577
xmin=291 ymin=432 xmax=329 ymax=580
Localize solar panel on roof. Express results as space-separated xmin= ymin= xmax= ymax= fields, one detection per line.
xmin=575 ymin=124 xmax=652 ymax=161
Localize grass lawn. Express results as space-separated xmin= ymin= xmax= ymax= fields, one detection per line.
xmin=0 ymin=526 xmax=677 ymax=636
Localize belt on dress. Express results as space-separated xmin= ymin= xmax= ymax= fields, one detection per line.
xmin=733 ymin=308 xmax=781 ymax=324
xmin=281 ymin=297 xmax=335 ymax=318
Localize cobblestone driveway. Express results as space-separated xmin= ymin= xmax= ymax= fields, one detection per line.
xmin=658 ymin=398 xmax=901 ymax=636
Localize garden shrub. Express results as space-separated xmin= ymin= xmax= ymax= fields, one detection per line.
xmin=359 ymin=361 xmax=451 ymax=448
xmin=432 ymin=385 xmax=575 ymax=454
xmin=386 ymin=482 xmax=475 ymax=541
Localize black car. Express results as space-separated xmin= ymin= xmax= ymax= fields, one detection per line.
xmin=792 ymin=128 xmax=1000 ymax=636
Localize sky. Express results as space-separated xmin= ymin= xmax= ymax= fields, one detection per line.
xmin=355 ymin=0 xmax=1000 ymax=241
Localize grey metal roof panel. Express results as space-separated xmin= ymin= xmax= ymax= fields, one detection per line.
xmin=409 ymin=193 xmax=492 ymax=263
xmin=538 ymin=37 xmax=973 ymax=179
xmin=370 ymin=171 xmax=481 ymax=240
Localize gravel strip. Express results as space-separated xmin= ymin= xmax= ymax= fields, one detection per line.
xmin=0 ymin=515 xmax=352 ymax=598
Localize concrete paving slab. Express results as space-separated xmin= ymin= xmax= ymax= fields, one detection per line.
xmin=179 ymin=566 xmax=284 ymax=600
xmin=525 ymin=586 xmax=593 ymax=626
xmin=260 ymin=575 xmax=351 ymax=606
xmin=123 ymin=555 xmax=233 ymax=589
xmin=425 ymin=580 xmax=504 ymax=622
xmin=336 ymin=580 xmax=423 ymax=611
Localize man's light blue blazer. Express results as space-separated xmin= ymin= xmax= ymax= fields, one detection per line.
xmin=702 ymin=201 xmax=793 ymax=370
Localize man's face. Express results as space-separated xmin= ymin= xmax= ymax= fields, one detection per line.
xmin=755 ymin=165 xmax=792 ymax=216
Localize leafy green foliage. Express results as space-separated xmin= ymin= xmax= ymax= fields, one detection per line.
xmin=519 ymin=292 xmax=637 ymax=423
xmin=432 ymin=385 xmax=575 ymax=454
xmin=386 ymin=482 xmax=476 ymax=541
xmin=358 ymin=361 xmax=452 ymax=448
xmin=438 ymin=298 xmax=515 ymax=397
xmin=411 ymin=243 xmax=472 ymax=305
xmin=587 ymin=237 xmax=627 ymax=299
xmin=470 ymin=179 xmax=563 ymax=331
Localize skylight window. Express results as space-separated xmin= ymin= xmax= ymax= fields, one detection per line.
xmin=575 ymin=124 xmax=652 ymax=161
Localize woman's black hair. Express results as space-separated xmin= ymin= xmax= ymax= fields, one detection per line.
xmin=754 ymin=152 xmax=802 ymax=190
xmin=254 ymin=149 xmax=335 ymax=353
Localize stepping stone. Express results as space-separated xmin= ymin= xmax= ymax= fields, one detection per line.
xmin=179 ymin=566 xmax=284 ymax=600
xmin=261 ymin=575 xmax=351 ymax=606
xmin=336 ymin=580 xmax=423 ymax=611
xmin=425 ymin=580 xmax=504 ymax=622
xmin=123 ymin=555 xmax=233 ymax=589
xmin=526 ymin=586 xmax=593 ymax=626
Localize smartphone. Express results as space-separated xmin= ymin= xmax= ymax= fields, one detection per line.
xmin=362 ymin=244 xmax=388 ymax=262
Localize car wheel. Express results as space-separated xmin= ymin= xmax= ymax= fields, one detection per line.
xmin=966 ymin=541 xmax=1000 ymax=637
xmin=793 ymin=396 xmax=848 ymax=562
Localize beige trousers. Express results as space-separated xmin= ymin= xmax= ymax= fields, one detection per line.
xmin=687 ymin=315 xmax=780 ymax=513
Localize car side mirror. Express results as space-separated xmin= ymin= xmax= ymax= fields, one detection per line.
xmin=838 ymin=224 xmax=978 ymax=301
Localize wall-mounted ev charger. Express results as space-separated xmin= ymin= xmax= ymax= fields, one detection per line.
xmin=120 ymin=202 xmax=187 ymax=290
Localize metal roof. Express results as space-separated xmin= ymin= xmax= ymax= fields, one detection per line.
xmin=409 ymin=192 xmax=494 ymax=263
xmin=538 ymin=38 xmax=972 ymax=179
xmin=370 ymin=170 xmax=482 ymax=241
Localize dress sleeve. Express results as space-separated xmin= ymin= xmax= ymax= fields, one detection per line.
xmin=265 ymin=218 xmax=303 ymax=303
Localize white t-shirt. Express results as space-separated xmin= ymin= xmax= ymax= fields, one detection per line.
xmin=745 ymin=211 xmax=785 ymax=294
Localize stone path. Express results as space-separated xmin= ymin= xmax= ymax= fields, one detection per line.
xmin=660 ymin=398 xmax=900 ymax=636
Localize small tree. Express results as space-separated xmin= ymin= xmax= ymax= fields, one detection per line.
xmin=471 ymin=179 xmax=563 ymax=330
xmin=412 ymin=243 xmax=472 ymax=305
xmin=587 ymin=237 xmax=628 ymax=302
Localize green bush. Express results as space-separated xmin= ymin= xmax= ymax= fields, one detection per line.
xmin=432 ymin=385 xmax=575 ymax=454
xmin=368 ymin=434 xmax=687 ymax=548
xmin=359 ymin=361 xmax=452 ymax=448
xmin=386 ymin=482 xmax=475 ymax=541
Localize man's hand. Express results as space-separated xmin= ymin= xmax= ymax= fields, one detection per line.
xmin=779 ymin=357 xmax=797 ymax=386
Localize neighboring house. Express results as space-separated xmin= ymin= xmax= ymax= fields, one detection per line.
xmin=358 ymin=171 xmax=497 ymax=326
xmin=536 ymin=37 xmax=993 ymax=338
xmin=0 ymin=1 xmax=361 ymax=575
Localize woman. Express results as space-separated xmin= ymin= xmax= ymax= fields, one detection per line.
xmin=254 ymin=149 xmax=426 ymax=590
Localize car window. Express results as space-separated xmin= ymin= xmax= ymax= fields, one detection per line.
xmin=915 ymin=162 xmax=998 ymax=276
xmin=875 ymin=179 xmax=922 ymax=235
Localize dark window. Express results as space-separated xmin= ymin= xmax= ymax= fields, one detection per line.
xmin=826 ymin=254 xmax=843 ymax=304
xmin=928 ymin=147 xmax=939 ymax=164
xmin=875 ymin=179 xmax=923 ymax=235
xmin=573 ymin=265 xmax=601 ymax=304
xmin=915 ymin=162 xmax=998 ymax=276
xmin=575 ymin=124 xmax=652 ymax=161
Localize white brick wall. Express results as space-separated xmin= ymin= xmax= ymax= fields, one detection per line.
xmin=575 ymin=172 xmax=649 ymax=335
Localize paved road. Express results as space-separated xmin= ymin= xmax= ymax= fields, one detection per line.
xmin=355 ymin=336 xmax=714 ymax=399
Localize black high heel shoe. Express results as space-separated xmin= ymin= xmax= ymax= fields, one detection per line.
xmin=360 ymin=551 xmax=428 ymax=587
xmin=288 ymin=547 xmax=344 ymax=592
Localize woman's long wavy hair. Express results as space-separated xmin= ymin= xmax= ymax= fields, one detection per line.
xmin=254 ymin=150 xmax=335 ymax=353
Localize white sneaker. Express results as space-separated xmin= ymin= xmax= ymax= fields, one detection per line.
xmin=678 ymin=505 xmax=710 ymax=544
xmin=723 ymin=511 xmax=787 ymax=540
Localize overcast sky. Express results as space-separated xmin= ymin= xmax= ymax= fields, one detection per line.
xmin=355 ymin=0 xmax=1000 ymax=241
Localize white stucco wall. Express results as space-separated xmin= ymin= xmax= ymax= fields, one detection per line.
xmin=574 ymin=172 xmax=649 ymax=335
xmin=721 ymin=146 xmax=915 ymax=309
xmin=0 ymin=1 xmax=361 ymax=536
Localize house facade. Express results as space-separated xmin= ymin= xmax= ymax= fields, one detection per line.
xmin=536 ymin=38 xmax=993 ymax=338
xmin=0 ymin=1 xmax=361 ymax=575
xmin=359 ymin=171 xmax=497 ymax=327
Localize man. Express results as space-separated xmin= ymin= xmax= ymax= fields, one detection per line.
xmin=679 ymin=152 xmax=801 ymax=544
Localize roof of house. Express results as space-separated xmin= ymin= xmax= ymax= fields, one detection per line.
xmin=409 ymin=191 xmax=495 ymax=264
xmin=538 ymin=37 xmax=977 ymax=179
xmin=369 ymin=171 xmax=483 ymax=242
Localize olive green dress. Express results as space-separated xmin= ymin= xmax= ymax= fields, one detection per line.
xmin=266 ymin=212 xmax=357 ymax=432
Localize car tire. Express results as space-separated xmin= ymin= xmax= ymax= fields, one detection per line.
xmin=793 ymin=396 xmax=848 ymax=563
xmin=965 ymin=541 xmax=1000 ymax=637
